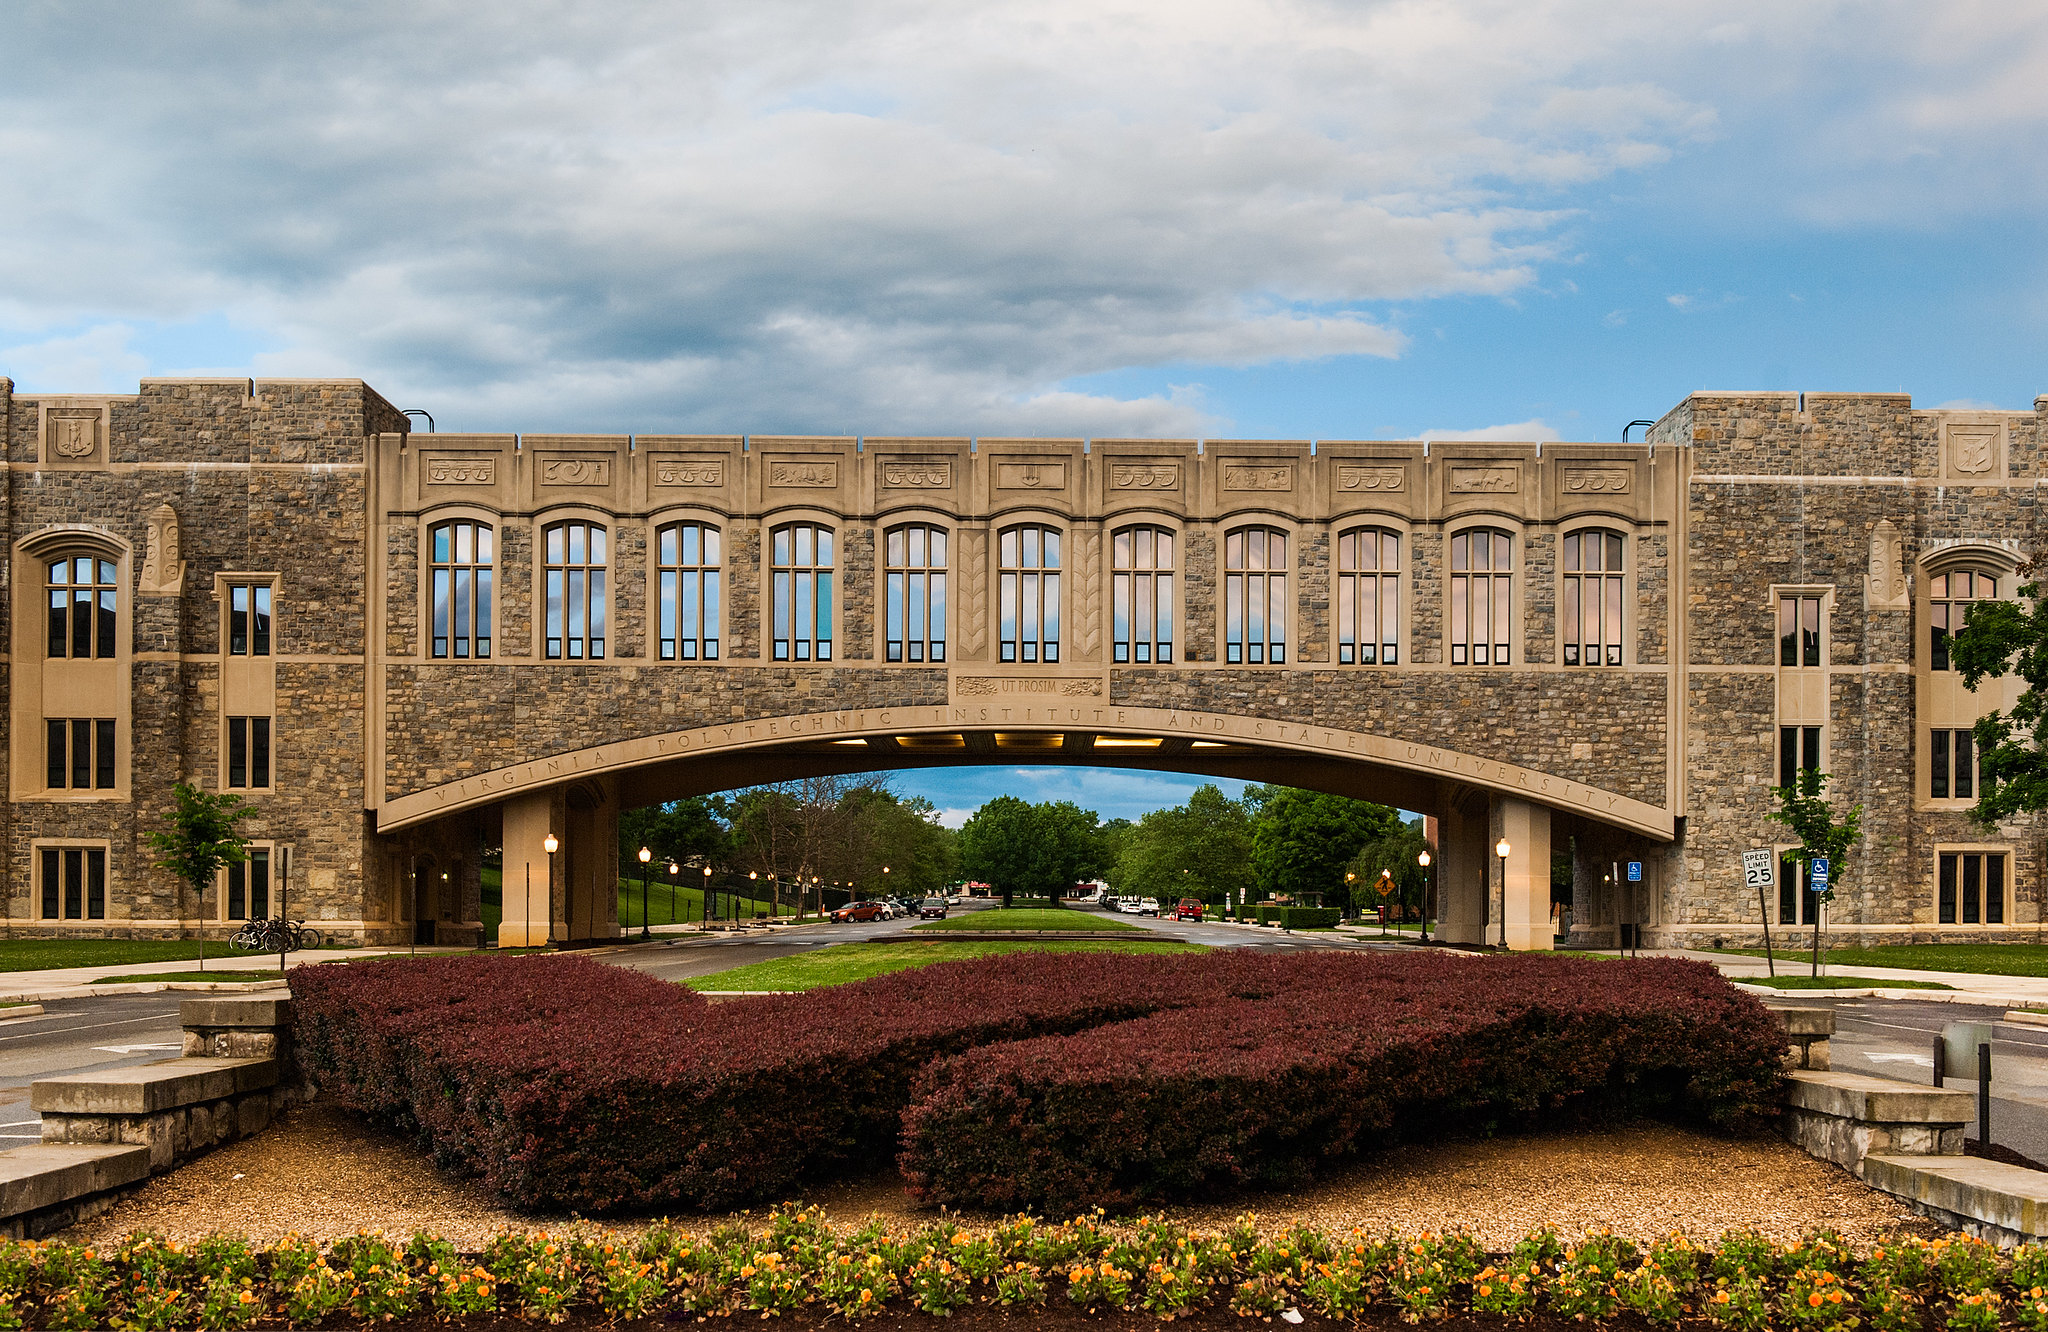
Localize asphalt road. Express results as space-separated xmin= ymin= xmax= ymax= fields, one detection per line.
xmin=0 ymin=995 xmax=186 ymax=1139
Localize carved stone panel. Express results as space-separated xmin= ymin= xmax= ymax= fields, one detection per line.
xmin=1942 ymin=421 xmax=2006 ymax=483
xmin=1448 ymin=464 xmax=1521 ymax=494
xmin=1562 ymin=467 xmax=1632 ymax=495
xmin=652 ymin=458 xmax=725 ymax=487
xmin=958 ymin=528 xmax=989 ymax=660
xmin=880 ymin=459 xmax=952 ymax=488
xmin=424 ymin=456 xmax=497 ymax=485
xmin=952 ymin=675 xmax=1103 ymax=697
xmin=1111 ymin=464 xmax=1180 ymax=490
xmin=538 ymin=457 xmax=612 ymax=487
xmin=767 ymin=459 xmax=839 ymax=488
xmin=995 ymin=461 xmax=1066 ymax=491
xmin=139 ymin=503 xmax=186 ymax=596
xmin=1866 ymin=520 xmax=1908 ymax=611
xmin=1336 ymin=465 xmax=1405 ymax=493
xmin=38 ymin=404 xmax=109 ymax=466
xmin=1223 ymin=463 xmax=1292 ymax=491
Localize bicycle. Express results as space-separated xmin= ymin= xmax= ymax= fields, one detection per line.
xmin=227 ymin=918 xmax=323 ymax=952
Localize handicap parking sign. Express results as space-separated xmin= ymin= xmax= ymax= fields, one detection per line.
xmin=1809 ymin=857 xmax=1829 ymax=891
xmin=1626 ymin=861 xmax=1642 ymax=882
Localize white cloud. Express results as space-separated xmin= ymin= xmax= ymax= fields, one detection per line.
xmin=1419 ymin=418 xmax=1563 ymax=443
xmin=0 ymin=324 xmax=149 ymax=394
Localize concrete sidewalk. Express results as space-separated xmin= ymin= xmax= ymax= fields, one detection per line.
xmin=1646 ymin=947 xmax=2048 ymax=1009
xmin=0 ymin=945 xmax=470 ymax=1003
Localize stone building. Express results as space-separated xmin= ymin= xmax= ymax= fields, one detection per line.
xmin=0 ymin=375 xmax=2039 ymax=949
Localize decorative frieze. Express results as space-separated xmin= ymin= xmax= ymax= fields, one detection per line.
xmin=1562 ymin=468 xmax=1632 ymax=495
xmin=139 ymin=503 xmax=186 ymax=596
xmin=996 ymin=462 xmax=1066 ymax=490
xmin=539 ymin=458 xmax=610 ymax=487
xmin=768 ymin=460 xmax=838 ymax=487
xmin=425 ymin=457 xmax=495 ymax=485
xmin=1336 ymin=466 xmax=1404 ymax=492
xmin=1223 ymin=464 xmax=1291 ymax=491
xmin=653 ymin=459 xmax=724 ymax=487
xmin=953 ymin=676 xmax=1103 ymax=697
xmin=1112 ymin=464 xmax=1180 ymax=490
xmin=1449 ymin=465 xmax=1520 ymax=493
xmin=880 ymin=461 xmax=951 ymax=488
xmin=1866 ymin=520 xmax=1908 ymax=611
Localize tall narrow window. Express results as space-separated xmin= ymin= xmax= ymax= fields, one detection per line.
xmin=1449 ymin=529 xmax=1512 ymax=666
xmin=1337 ymin=528 xmax=1399 ymax=666
xmin=1930 ymin=570 xmax=1997 ymax=670
xmin=47 ymin=555 xmax=118 ymax=659
xmin=45 ymin=719 xmax=115 ymax=791
xmin=1224 ymin=527 xmax=1287 ymax=664
xmin=1112 ymin=526 xmax=1174 ymax=664
xmin=226 ymin=717 xmax=272 ymax=790
xmin=885 ymin=525 xmax=947 ymax=663
xmin=1778 ymin=595 xmax=1822 ymax=667
xmin=1931 ymin=728 xmax=1978 ymax=800
xmin=1939 ymin=851 xmax=2007 ymax=925
xmin=1778 ymin=725 xmax=1821 ymax=791
xmin=1562 ymin=530 xmax=1624 ymax=666
xmin=429 ymin=521 xmax=493 ymax=659
xmin=226 ymin=847 xmax=271 ymax=921
xmin=38 ymin=846 xmax=105 ymax=921
xmin=225 ymin=582 xmax=273 ymax=656
xmin=544 ymin=521 xmax=608 ymax=660
xmin=771 ymin=523 xmax=834 ymax=661
xmin=657 ymin=522 xmax=721 ymax=661
xmin=1778 ymin=854 xmax=1819 ymax=926
xmin=999 ymin=526 xmax=1061 ymax=664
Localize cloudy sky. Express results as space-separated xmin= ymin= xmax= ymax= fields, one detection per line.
xmin=6 ymin=1 xmax=2044 ymax=822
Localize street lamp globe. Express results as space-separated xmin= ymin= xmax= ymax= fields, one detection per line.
xmin=638 ymin=846 xmax=651 ymax=865
xmin=1496 ymin=838 xmax=1511 ymax=860
xmin=1417 ymin=850 xmax=1431 ymax=868
xmin=543 ymin=832 xmax=559 ymax=856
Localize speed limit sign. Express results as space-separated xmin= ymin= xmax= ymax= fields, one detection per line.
xmin=1741 ymin=848 xmax=1774 ymax=888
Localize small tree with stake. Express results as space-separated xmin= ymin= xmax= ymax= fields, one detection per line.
xmin=1768 ymin=768 xmax=1862 ymax=978
xmin=148 ymin=783 xmax=249 ymax=973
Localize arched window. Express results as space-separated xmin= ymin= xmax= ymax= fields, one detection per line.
xmin=886 ymin=524 xmax=947 ymax=663
xmin=46 ymin=554 xmax=117 ymax=659
xmin=1224 ymin=527 xmax=1286 ymax=664
xmin=772 ymin=523 xmax=834 ymax=661
xmin=1930 ymin=568 xmax=1998 ymax=671
xmin=999 ymin=525 xmax=1060 ymax=664
xmin=429 ymin=520 xmax=493 ymax=659
xmin=543 ymin=521 xmax=607 ymax=660
xmin=1449 ymin=529 xmax=1511 ymax=666
xmin=1113 ymin=526 xmax=1174 ymax=664
xmin=657 ymin=522 xmax=720 ymax=661
xmin=1336 ymin=528 xmax=1399 ymax=665
xmin=1561 ymin=529 xmax=1624 ymax=667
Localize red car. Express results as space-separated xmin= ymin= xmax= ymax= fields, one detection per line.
xmin=830 ymin=901 xmax=884 ymax=922
xmin=1173 ymin=898 xmax=1204 ymax=921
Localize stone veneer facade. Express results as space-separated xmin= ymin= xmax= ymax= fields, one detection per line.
xmin=0 ymin=376 xmax=2039 ymax=949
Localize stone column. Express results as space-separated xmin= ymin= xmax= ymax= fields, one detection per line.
xmin=1494 ymin=796 xmax=1554 ymax=951
xmin=499 ymin=790 xmax=556 ymax=948
xmin=1435 ymin=798 xmax=1488 ymax=945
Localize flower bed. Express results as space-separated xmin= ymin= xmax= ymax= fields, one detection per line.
xmin=293 ymin=951 xmax=1784 ymax=1214
xmin=0 ymin=1218 xmax=2018 ymax=1328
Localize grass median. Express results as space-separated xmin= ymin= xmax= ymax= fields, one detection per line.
xmin=1709 ymin=943 xmax=2048 ymax=977
xmin=685 ymin=938 xmax=1201 ymax=992
xmin=90 ymin=969 xmax=288 ymax=985
xmin=1736 ymin=974 xmax=1953 ymax=991
xmin=911 ymin=908 xmax=1138 ymax=933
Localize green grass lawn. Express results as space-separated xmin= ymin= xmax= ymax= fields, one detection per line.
xmin=685 ymin=938 xmax=1202 ymax=992
xmin=1709 ymin=943 xmax=2048 ymax=977
xmin=1736 ymin=974 xmax=1954 ymax=991
xmin=91 ymin=970 xmax=287 ymax=985
xmin=483 ymin=865 xmax=791 ymax=937
xmin=913 ymin=908 xmax=1138 ymax=933
xmin=0 ymin=939 xmax=346 ymax=973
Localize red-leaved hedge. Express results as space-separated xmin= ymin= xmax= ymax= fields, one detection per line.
xmin=896 ymin=952 xmax=1786 ymax=1214
xmin=290 ymin=950 xmax=1783 ymax=1216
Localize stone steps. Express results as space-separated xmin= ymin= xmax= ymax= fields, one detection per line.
xmin=1863 ymin=1155 xmax=2048 ymax=1243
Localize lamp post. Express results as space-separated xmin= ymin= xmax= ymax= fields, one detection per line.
xmin=1417 ymin=849 xmax=1432 ymax=943
xmin=1344 ymin=869 xmax=1355 ymax=922
xmin=637 ymin=846 xmax=653 ymax=939
xmin=702 ymin=864 xmax=713 ymax=928
xmin=1378 ymin=869 xmax=1394 ymax=936
xmin=542 ymin=832 xmax=559 ymax=946
xmin=666 ymin=861 xmax=679 ymax=930
xmin=1495 ymin=836 xmax=1511 ymax=950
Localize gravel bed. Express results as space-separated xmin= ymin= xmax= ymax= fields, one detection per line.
xmin=65 ymin=1103 xmax=1941 ymax=1249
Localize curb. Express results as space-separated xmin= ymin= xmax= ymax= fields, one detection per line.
xmin=0 ymin=978 xmax=290 ymax=1003
xmin=1731 ymin=982 xmax=2028 ymax=1005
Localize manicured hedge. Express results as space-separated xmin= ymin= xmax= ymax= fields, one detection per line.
xmin=897 ymin=953 xmax=1786 ymax=1213
xmin=293 ymin=951 xmax=1784 ymax=1215
xmin=1251 ymin=905 xmax=1340 ymax=927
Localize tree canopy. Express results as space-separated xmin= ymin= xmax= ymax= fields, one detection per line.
xmin=1343 ymin=817 xmax=1433 ymax=916
xmin=957 ymin=796 xmax=1105 ymax=907
xmin=1248 ymin=786 xmax=1402 ymax=904
xmin=1950 ymin=571 xmax=2048 ymax=824
xmin=1112 ymin=783 xmax=1252 ymax=907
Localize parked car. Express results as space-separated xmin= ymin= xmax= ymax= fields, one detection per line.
xmin=919 ymin=897 xmax=950 ymax=918
xmin=1138 ymin=898 xmax=1160 ymax=916
xmin=878 ymin=900 xmax=904 ymax=919
xmin=830 ymin=901 xmax=884 ymax=922
xmin=1173 ymin=898 xmax=1204 ymax=921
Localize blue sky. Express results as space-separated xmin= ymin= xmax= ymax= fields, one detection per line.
xmin=5 ymin=2 xmax=2045 ymax=823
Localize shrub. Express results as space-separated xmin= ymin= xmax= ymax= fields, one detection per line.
xmin=900 ymin=952 xmax=1787 ymax=1212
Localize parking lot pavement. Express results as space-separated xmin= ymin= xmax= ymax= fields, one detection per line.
xmin=0 ymin=994 xmax=190 ymax=1140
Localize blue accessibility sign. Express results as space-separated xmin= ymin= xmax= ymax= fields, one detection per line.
xmin=1810 ymin=857 xmax=1830 ymax=891
xmin=1626 ymin=861 xmax=1642 ymax=882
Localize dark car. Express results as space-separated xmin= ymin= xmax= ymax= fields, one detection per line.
xmin=918 ymin=897 xmax=950 ymax=918
xmin=830 ymin=901 xmax=884 ymax=923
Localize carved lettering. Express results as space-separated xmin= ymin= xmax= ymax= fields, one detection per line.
xmin=541 ymin=458 xmax=611 ymax=486
xmin=1337 ymin=466 xmax=1404 ymax=492
xmin=426 ymin=457 xmax=496 ymax=485
xmin=769 ymin=461 xmax=838 ymax=487
xmin=1449 ymin=465 xmax=1519 ymax=493
xmin=997 ymin=462 xmax=1066 ymax=490
xmin=654 ymin=460 xmax=723 ymax=487
xmin=881 ymin=461 xmax=951 ymax=488
xmin=953 ymin=676 xmax=1101 ymax=697
xmin=1562 ymin=468 xmax=1631 ymax=494
xmin=1112 ymin=464 xmax=1180 ymax=489
xmin=1223 ymin=465 xmax=1291 ymax=491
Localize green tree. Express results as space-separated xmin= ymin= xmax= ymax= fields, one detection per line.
xmin=1951 ymin=569 xmax=2048 ymax=824
xmin=957 ymin=796 xmax=1105 ymax=908
xmin=619 ymin=797 xmax=730 ymax=875
xmin=1767 ymin=768 xmax=1862 ymax=977
xmin=1344 ymin=817 xmax=1433 ymax=922
xmin=1113 ymin=784 xmax=1252 ymax=911
xmin=1249 ymin=788 xmax=1401 ymax=906
xmin=147 ymin=783 xmax=249 ymax=971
